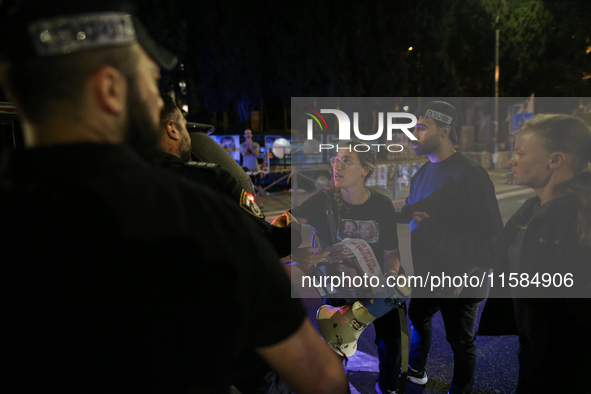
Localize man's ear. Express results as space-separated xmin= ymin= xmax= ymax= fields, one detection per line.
xmin=165 ymin=119 xmax=180 ymax=140
xmin=548 ymin=151 xmax=566 ymax=169
xmin=440 ymin=125 xmax=451 ymax=140
xmin=93 ymin=66 xmax=126 ymax=115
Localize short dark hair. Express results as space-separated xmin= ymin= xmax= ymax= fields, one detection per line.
xmin=160 ymin=93 xmax=181 ymax=129
xmin=1 ymin=46 xmax=138 ymax=124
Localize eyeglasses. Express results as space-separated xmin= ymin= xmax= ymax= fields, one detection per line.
xmin=330 ymin=156 xmax=360 ymax=169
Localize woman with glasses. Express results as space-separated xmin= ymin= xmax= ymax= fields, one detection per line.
xmin=290 ymin=140 xmax=405 ymax=394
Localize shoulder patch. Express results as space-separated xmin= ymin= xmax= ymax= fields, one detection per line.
xmin=240 ymin=189 xmax=264 ymax=219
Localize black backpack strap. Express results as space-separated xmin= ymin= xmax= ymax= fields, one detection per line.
xmin=322 ymin=190 xmax=339 ymax=245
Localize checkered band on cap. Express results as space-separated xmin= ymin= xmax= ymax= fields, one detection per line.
xmin=27 ymin=12 xmax=137 ymax=57
xmin=416 ymin=101 xmax=459 ymax=142
xmin=424 ymin=109 xmax=452 ymax=125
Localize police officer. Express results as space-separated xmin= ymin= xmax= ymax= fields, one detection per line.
xmin=0 ymin=1 xmax=348 ymax=393
xmin=158 ymin=94 xmax=300 ymax=393
xmin=158 ymin=93 xmax=298 ymax=258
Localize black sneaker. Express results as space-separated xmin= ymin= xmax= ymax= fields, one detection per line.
xmin=407 ymin=366 xmax=427 ymax=385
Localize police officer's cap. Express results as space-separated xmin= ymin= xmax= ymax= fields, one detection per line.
xmin=0 ymin=0 xmax=177 ymax=70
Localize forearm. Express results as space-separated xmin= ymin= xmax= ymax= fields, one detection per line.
xmin=395 ymin=206 xmax=412 ymax=224
xmin=267 ymin=225 xmax=300 ymax=258
xmin=257 ymin=319 xmax=350 ymax=394
xmin=243 ymin=144 xmax=258 ymax=157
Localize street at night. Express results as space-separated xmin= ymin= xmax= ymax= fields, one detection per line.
xmin=263 ymin=170 xmax=537 ymax=394
xmin=1 ymin=0 xmax=589 ymax=393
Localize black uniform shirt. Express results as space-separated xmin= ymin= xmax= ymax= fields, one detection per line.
xmin=160 ymin=152 xmax=298 ymax=257
xmin=1 ymin=143 xmax=306 ymax=393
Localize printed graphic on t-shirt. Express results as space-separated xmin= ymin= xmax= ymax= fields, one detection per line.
xmin=337 ymin=219 xmax=379 ymax=243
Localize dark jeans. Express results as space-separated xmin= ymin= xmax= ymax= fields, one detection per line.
xmin=408 ymin=298 xmax=479 ymax=394
xmin=374 ymin=303 xmax=406 ymax=391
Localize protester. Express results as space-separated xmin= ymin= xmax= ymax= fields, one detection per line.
xmin=241 ymin=129 xmax=260 ymax=170
xmin=290 ymin=141 xmax=406 ymax=394
xmin=395 ymin=101 xmax=503 ymax=394
xmin=416 ymin=113 xmax=591 ymax=393
xmin=0 ymin=1 xmax=348 ymax=393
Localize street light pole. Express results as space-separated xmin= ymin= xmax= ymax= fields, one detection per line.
xmin=493 ymin=14 xmax=500 ymax=169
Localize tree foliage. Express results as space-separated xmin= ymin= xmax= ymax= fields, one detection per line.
xmin=137 ymin=0 xmax=591 ymax=124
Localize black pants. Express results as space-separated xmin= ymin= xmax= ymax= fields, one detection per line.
xmin=373 ymin=303 xmax=406 ymax=391
xmin=513 ymin=298 xmax=591 ymax=394
xmin=408 ymin=298 xmax=479 ymax=394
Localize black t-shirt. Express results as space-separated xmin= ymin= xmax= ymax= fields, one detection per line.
xmin=292 ymin=188 xmax=398 ymax=270
xmin=0 ymin=143 xmax=305 ymax=393
xmin=399 ymin=152 xmax=503 ymax=298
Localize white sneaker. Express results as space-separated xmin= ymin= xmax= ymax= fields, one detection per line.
xmin=407 ymin=366 xmax=428 ymax=385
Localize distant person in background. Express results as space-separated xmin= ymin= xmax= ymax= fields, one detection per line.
xmin=241 ymin=128 xmax=260 ymax=171
xmin=242 ymin=128 xmax=264 ymax=207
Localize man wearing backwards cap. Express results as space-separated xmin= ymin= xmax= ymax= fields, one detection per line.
xmin=395 ymin=101 xmax=503 ymax=394
xmin=0 ymin=1 xmax=348 ymax=393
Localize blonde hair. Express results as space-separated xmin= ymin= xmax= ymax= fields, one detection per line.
xmin=521 ymin=114 xmax=591 ymax=245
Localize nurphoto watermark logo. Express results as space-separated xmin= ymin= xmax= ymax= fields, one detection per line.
xmin=301 ymin=106 xmax=417 ymax=153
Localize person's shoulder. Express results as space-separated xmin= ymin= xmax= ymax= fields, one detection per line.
xmin=454 ymin=152 xmax=486 ymax=172
xmin=292 ymin=189 xmax=332 ymax=216
xmin=153 ymin=166 xmax=221 ymax=204
xmin=544 ymin=193 xmax=582 ymax=218
xmin=369 ymin=190 xmax=393 ymax=205
xmin=411 ymin=160 xmax=430 ymax=178
xmin=187 ymin=160 xmax=223 ymax=173
xmin=453 ymin=152 xmax=493 ymax=181
xmin=186 ymin=162 xmax=238 ymax=187
xmin=304 ymin=188 xmax=332 ymax=204
xmin=415 ymin=160 xmax=430 ymax=172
